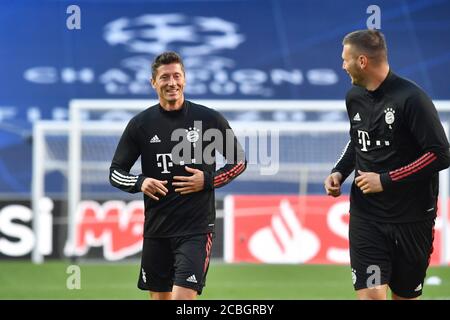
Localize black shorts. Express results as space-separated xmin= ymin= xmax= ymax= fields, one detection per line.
xmin=349 ymin=214 xmax=435 ymax=298
xmin=137 ymin=233 xmax=213 ymax=295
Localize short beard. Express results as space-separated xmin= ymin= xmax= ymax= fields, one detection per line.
xmin=351 ymin=73 xmax=365 ymax=87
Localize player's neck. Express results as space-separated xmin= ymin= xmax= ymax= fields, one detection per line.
xmin=365 ymin=64 xmax=390 ymax=91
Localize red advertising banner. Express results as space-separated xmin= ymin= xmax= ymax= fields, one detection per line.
xmin=224 ymin=195 xmax=447 ymax=265
xmin=1 ymin=196 xmax=447 ymax=264
xmin=67 ymin=200 xmax=144 ymax=260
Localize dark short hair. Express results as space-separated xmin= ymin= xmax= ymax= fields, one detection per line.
xmin=342 ymin=29 xmax=387 ymax=63
xmin=151 ymin=51 xmax=185 ymax=79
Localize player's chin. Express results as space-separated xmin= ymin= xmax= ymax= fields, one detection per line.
xmin=165 ymin=95 xmax=179 ymax=102
xmin=351 ymin=77 xmax=363 ymax=86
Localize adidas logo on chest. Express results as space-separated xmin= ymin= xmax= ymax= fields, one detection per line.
xmin=150 ymin=135 xmax=161 ymax=143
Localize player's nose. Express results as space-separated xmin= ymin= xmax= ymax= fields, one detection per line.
xmin=168 ymin=76 xmax=177 ymax=86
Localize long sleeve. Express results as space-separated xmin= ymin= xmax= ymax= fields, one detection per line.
xmin=109 ymin=119 xmax=146 ymax=193
xmin=380 ymin=92 xmax=450 ymax=189
xmin=331 ymin=139 xmax=356 ymax=183
xmin=203 ymin=113 xmax=247 ymax=190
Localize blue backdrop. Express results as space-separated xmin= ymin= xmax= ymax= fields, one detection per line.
xmin=1 ymin=0 xmax=450 ymax=195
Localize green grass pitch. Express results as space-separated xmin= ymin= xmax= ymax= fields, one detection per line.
xmin=0 ymin=261 xmax=449 ymax=299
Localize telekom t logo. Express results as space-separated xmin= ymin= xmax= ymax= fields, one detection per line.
xmin=357 ymin=130 xmax=370 ymax=152
xmin=157 ymin=153 xmax=173 ymax=173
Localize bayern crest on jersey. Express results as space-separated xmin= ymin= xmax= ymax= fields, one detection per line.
xmin=384 ymin=106 xmax=396 ymax=128
xmin=186 ymin=127 xmax=200 ymax=147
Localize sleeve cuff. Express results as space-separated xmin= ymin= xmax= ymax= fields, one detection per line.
xmin=380 ymin=172 xmax=393 ymax=190
xmin=203 ymin=171 xmax=214 ymax=191
xmin=135 ymin=175 xmax=147 ymax=193
xmin=331 ymin=168 xmax=348 ymax=183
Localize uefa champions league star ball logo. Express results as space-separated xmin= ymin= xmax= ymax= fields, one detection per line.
xmin=384 ymin=106 xmax=395 ymax=129
xmin=186 ymin=127 xmax=200 ymax=147
xmin=103 ymin=14 xmax=245 ymax=56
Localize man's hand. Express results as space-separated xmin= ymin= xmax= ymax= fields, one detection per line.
xmin=324 ymin=172 xmax=343 ymax=197
xmin=355 ymin=170 xmax=383 ymax=194
xmin=172 ymin=166 xmax=205 ymax=195
xmin=141 ymin=178 xmax=168 ymax=201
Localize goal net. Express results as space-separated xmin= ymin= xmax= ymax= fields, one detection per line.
xmin=31 ymin=99 xmax=449 ymax=264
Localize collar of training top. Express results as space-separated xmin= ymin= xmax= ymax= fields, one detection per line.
xmin=158 ymin=100 xmax=189 ymax=117
xmin=366 ymin=69 xmax=397 ymax=99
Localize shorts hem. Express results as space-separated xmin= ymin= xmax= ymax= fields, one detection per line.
xmin=353 ymin=281 xmax=389 ymax=291
xmin=138 ymin=284 xmax=172 ymax=292
xmin=173 ymin=281 xmax=205 ymax=295
xmin=390 ymin=288 xmax=422 ymax=299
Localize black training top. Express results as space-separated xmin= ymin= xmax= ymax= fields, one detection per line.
xmin=109 ymin=100 xmax=246 ymax=237
xmin=332 ymin=71 xmax=450 ymax=222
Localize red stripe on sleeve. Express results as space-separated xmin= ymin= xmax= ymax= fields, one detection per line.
xmin=390 ymin=152 xmax=433 ymax=178
xmin=214 ymin=162 xmax=245 ymax=186
xmin=390 ymin=153 xmax=437 ymax=181
xmin=214 ymin=164 xmax=245 ymax=186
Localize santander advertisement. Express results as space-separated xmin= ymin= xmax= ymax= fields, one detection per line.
xmin=1 ymin=196 xmax=448 ymax=264
xmin=223 ymin=195 xmax=448 ymax=265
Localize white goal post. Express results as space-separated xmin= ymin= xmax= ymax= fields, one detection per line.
xmin=65 ymin=99 xmax=354 ymax=263
xmin=31 ymin=99 xmax=450 ymax=265
xmin=64 ymin=99 xmax=349 ymax=265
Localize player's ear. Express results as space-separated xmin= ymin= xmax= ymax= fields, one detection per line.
xmin=150 ymin=78 xmax=156 ymax=89
xmin=358 ymin=55 xmax=368 ymax=69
